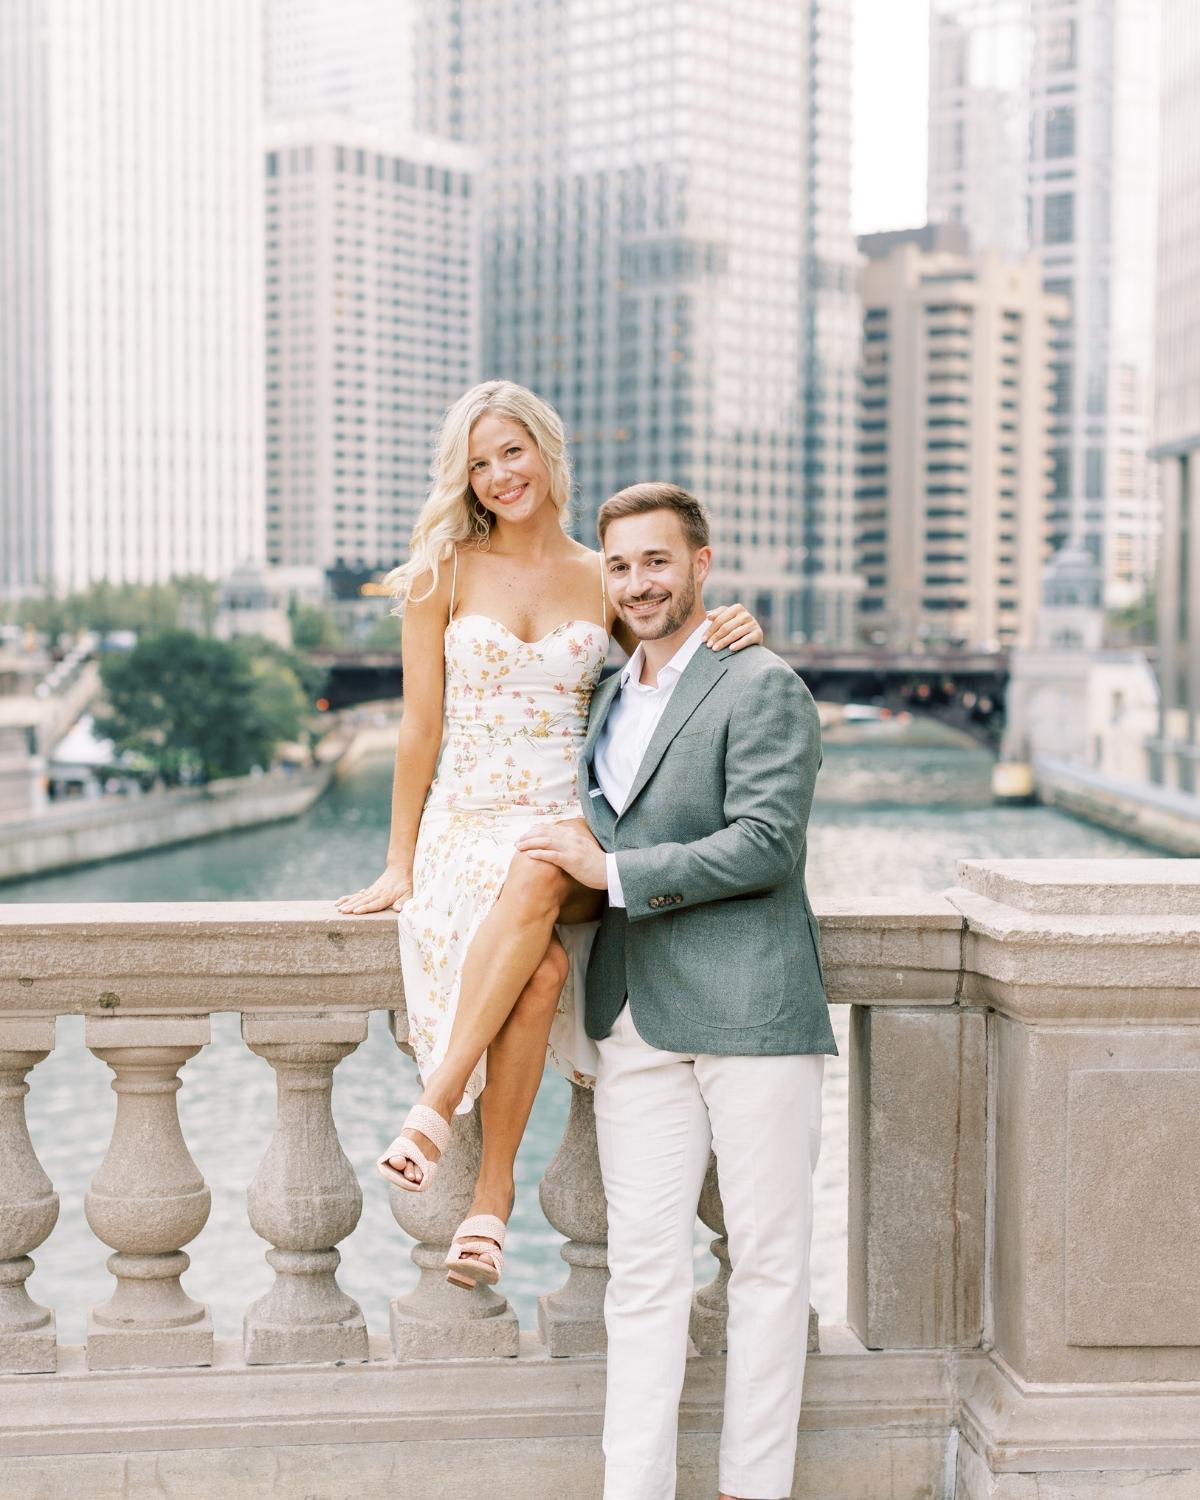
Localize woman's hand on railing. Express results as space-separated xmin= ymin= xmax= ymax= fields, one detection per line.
xmin=335 ymin=863 xmax=413 ymax=915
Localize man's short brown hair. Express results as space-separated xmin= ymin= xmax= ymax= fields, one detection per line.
xmin=597 ymin=482 xmax=711 ymax=551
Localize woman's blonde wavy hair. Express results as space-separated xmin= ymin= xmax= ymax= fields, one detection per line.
xmin=385 ymin=380 xmax=573 ymax=609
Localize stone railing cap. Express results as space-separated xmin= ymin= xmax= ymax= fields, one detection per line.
xmin=956 ymin=859 xmax=1200 ymax=916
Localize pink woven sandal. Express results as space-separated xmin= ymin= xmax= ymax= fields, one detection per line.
xmin=444 ymin=1214 xmax=507 ymax=1290
xmin=376 ymin=1104 xmax=452 ymax=1192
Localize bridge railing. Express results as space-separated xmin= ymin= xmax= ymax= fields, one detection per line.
xmin=2 ymin=861 xmax=1199 ymax=1500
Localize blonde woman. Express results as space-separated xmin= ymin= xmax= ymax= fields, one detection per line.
xmin=336 ymin=381 xmax=761 ymax=1289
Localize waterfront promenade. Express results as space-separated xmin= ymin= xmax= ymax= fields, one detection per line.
xmin=3 ymin=856 xmax=1200 ymax=1497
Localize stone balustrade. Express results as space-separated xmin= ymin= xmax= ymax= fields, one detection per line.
xmin=1 ymin=861 xmax=1199 ymax=1499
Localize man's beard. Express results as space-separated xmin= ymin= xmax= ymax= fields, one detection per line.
xmin=621 ymin=572 xmax=696 ymax=640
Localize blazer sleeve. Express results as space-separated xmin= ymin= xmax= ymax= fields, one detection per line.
xmin=613 ymin=667 xmax=821 ymax=922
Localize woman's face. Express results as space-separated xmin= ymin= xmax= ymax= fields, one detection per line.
xmin=467 ymin=413 xmax=553 ymax=526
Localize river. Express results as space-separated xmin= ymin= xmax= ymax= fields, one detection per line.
xmin=7 ymin=735 xmax=1160 ymax=1343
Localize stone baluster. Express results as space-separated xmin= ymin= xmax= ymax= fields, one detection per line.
xmin=690 ymin=1152 xmax=820 ymax=1356
xmin=538 ymin=1081 xmax=609 ymax=1356
xmin=689 ymin=1153 xmax=730 ymax=1354
xmin=84 ymin=1015 xmax=212 ymax=1370
xmin=242 ymin=1012 xmax=368 ymax=1364
xmin=387 ymin=1081 xmax=520 ymax=1360
xmin=0 ymin=1018 xmax=59 ymax=1373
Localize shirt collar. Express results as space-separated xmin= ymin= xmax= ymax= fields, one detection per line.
xmin=619 ymin=616 xmax=711 ymax=691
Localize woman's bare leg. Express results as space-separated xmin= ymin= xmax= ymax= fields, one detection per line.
xmin=451 ymin=938 xmax=570 ymax=1262
xmin=387 ymin=848 xmax=602 ymax=1182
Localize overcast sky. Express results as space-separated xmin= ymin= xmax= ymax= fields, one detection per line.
xmin=853 ymin=0 xmax=930 ymax=235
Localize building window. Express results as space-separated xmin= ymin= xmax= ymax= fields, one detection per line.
xmin=1044 ymin=18 xmax=1076 ymax=72
xmin=1085 ymin=449 xmax=1105 ymax=499
xmin=1045 ymin=106 xmax=1075 ymax=158
xmin=1044 ymin=192 xmax=1074 ymax=245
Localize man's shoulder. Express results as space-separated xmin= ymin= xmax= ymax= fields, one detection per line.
xmin=720 ymin=644 xmax=814 ymax=699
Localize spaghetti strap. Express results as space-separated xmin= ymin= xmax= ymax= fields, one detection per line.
xmin=449 ymin=548 xmax=459 ymax=619
xmin=599 ymin=551 xmax=608 ymax=619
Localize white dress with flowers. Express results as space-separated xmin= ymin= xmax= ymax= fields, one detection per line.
xmin=398 ymin=587 xmax=609 ymax=1111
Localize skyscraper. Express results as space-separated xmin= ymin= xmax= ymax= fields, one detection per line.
xmin=928 ymin=0 xmax=1031 ymax=260
xmin=856 ymin=227 xmax=1066 ymax=651
xmin=0 ymin=0 xmax=264 ymax=597
xmin=927 ymin=0 xmax=1162 ymax=608
xmin=1149 ymin=0 xmax=1200 ymax=791
xmin=263 ymin=121 xmax=479 ymax=574
xmin=264 ymin=0 xmax=418 ymax=138
xmin=262 ymin=1 xmax=480 ymax=578
xmin=416 ymin=0 xmax=861 ymax=643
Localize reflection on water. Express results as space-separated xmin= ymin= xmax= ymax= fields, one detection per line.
xmin=10 ymin=740 xmax=1160 ymax=1340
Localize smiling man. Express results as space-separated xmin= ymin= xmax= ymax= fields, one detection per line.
xmin=516 ymin=482 xmax=837 ymax=1500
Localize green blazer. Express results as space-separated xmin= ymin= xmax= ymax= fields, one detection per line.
xmin=578 ymin=640 xmax=837 ymax=1057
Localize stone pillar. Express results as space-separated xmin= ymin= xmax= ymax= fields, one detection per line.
xmin=85 ymin=1015 xmax=212 ymax=1370
xmin=949 ymin=858 xmax=1200 ymax=1497
xmin=538 ymin=1081 xmax=609 ymax=1356
xmin=0 ymin=1018 xmax=59 ymax=1373
xmin=690 ymin=1151 xmax=819 ymax=1357
xmin=242 ymin=1012 xmax=368 ymax=1365
xmin=387 ymin=1085 xmax=519 ymax=1360
xmin=848 ymin=1004 xmax=986 ymax=1350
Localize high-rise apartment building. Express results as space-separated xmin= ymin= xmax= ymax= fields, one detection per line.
xmin=263 ymin=120 xmax=478 ymax=573
xmin=855 ymin=227 xmax=1067 ymax=650
xmin=1149 ymin=0 xmax=1200 ymax=791
xmin=416 ymin=0 xmax=860 ymax=643
xmin=927 ymin=0 xmax=1162 ymax=608
xmin=0 ymin=0 xmax=264 ymax=597
xmin=264 ymin=0 xmax=418 ymax=137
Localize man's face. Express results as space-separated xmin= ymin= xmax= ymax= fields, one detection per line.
xmin=603 ymin=509 xmax=711 ymax=641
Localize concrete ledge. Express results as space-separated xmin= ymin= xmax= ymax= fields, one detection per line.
xmin=0 ymin=766 xmax=333 ymax=885
xmin=957 ymin=1352 xmax=1200 ymax=1475
xmin=0 ymin=900 xmax=965 ymax=1015
xmin=0 ymin=1332 xmax=953 ymax=1499
xmin=1034 ymin=755 xmax=1200 ymax=857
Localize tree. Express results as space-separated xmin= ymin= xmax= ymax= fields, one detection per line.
xmin=289 ymin=603 xmax=340 ymax=652
xmin=361 ymin=611 xmax=403 ymax=652
xmin=96 ymin=631 xmax=281 ymax=784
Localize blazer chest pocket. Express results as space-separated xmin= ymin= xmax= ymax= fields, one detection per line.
xmin=671 ymin=724 xmax=718 ymax=751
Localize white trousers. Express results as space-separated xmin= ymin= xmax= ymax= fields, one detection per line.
xmin=594 ymin=1004 xmax=824 ymax=1500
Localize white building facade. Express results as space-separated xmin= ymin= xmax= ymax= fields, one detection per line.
xmin=417 ymin=0 xmax=861 ymax=644
xmin=1149 ymin=0 xmax=1200 ymax=793
xmin=928 ymin=0 xmax=1032 ymax=261
xmin=0 ymin=0 xmax=265 ymax=596
xmin=263 ymin=121 xmax=479 ymax=574
xmin=927 ymin=0 xmax=1162 ymax=609
xmin=264 ymin=0 xmax=418 ymax=138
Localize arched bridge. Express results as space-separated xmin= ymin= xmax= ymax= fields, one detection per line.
xmin=312 ymin=646 xmax=1010 ymax=743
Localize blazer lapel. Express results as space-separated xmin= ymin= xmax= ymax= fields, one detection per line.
xmin=581 ymin=668 xmax=623 ymax=772
xmin=618 ymin=645 xmax=728 ymax=818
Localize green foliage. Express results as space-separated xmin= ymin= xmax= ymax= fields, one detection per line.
xmin=289 ymin=603 xmax=340 ymax=652
xmin=227 ymin=632 xmax=325 ymax=706
xmin=1106 ymin=586 xmax=1157 ymax=647
xmin=95 ymin=630 xmax=294 ymax=784
xmin=361 ymin=611 xmax=403 ymax=651
xmin=16 ymin=576 xmax=217 ymax=641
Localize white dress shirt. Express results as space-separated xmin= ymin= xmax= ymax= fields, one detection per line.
xmin=593 ymin=616 xmax=712 ymax=907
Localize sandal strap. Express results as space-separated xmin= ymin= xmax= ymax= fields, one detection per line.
xmin=402 ymin=1103 xmax=452 ymax=1154
xmin=447 ymin=1238 xmax=503 ymax=1267
xmin=452 ymin=1214 xmax=507 ymax=1247
xmin=378 ymin=1135 xmax=433 ymax=1175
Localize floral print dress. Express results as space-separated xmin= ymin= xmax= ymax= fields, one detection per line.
xmin=399 ymin=578 xmax=609 ymax=1112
